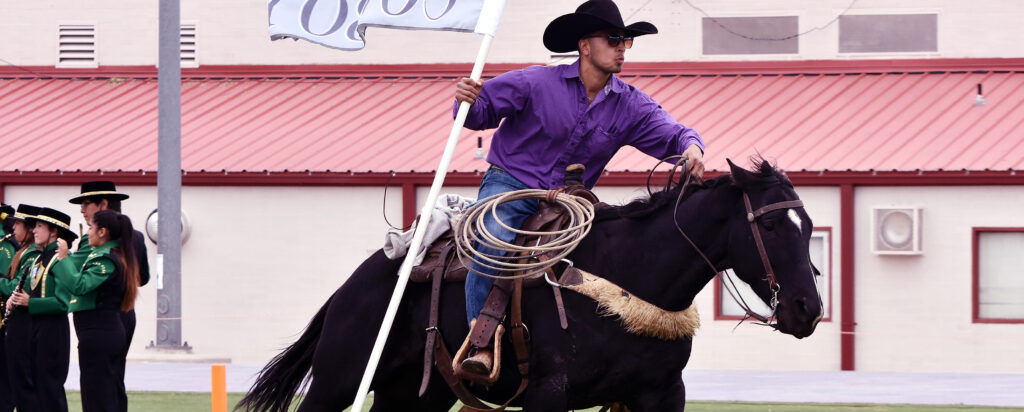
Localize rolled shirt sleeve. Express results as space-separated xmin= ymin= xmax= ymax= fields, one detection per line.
xmin=454 ymin=69 xmax=530 ymax=131
xmin=627 ymin=94 xmax=705 ymax=160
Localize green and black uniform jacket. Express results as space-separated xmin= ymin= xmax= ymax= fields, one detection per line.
xmin=0 ymin=229 xmax=19 ymax=294
xmin=0 ymin=243 xmax=40 ymax=297
xmin=0 ymin=229 xmax=16 ymax=274
xmin=53 ymin=240 xmax=122 ymax=312
xmin=26 ymin=242 xmax=71 ymax=315
xmin=73 ymin=232 xmax=148 ymax=286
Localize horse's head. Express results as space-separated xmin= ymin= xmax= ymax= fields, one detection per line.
xmin=725 ymin=159 xmax=822 ymax=338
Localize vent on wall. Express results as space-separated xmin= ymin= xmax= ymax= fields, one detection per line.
xmin=57 ymin=23 xmax=97 ymax=68
xmin=871 ymin=207 xmax=923 ymax=255
xmin=181 ymin=23 xmax=198 ymax=68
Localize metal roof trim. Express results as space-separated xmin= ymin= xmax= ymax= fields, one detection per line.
xmin=4 ymin=58 xmax=1024 ymax=79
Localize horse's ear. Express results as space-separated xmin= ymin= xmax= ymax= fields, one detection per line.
xmin=727 ymin=158 xmax=753 ymax=188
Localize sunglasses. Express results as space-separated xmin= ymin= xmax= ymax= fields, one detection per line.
xmin=583 ymin=34 xmax=634 ymax=49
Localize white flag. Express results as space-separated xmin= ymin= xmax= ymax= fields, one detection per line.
xmin=269 ymin=0 xmax=506 ymax=51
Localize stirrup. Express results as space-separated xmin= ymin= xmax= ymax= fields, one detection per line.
xmin=453 ymin=320 xmax=504 ymax=385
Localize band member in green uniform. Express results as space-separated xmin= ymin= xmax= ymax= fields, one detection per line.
xmin=0 ymin=205 xmax=42 ymax=299
xmin=53 ymin=210 xmax=139 ymax=412
xmin=0 ymin=204 xmax=18 ymax=412
xmin=1 ymin=204 xmax=41 ymax=412
xmin=0 ymin=204 xmax=16 ymax=276
xmin=6 ymin=207 xmax=77 ymax=412
xmin=69 ymin=181 xmax=148 ymax=411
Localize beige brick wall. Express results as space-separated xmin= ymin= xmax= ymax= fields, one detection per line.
xmin=2 ymin=0 xmax=1023 ymax=66
xmin=854 ymin=186 xmax=1024 ymax=373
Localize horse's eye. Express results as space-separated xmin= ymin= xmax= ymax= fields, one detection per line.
xmin=763 ymin=219 xmax=775 ymax=231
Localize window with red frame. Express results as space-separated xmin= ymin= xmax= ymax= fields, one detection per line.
xmin=975 ymin=229 xmax=1024 ymax=322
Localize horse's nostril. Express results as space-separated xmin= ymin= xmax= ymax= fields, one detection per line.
xmin=795 ymin=296 xmax=824 ymax=326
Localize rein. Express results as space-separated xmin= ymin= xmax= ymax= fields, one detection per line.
xmin=663 ymin=157 xmax=804 ymax=327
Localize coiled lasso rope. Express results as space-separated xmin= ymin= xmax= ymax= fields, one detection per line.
xmin=452 ymin=189 xmax=596 ymax=280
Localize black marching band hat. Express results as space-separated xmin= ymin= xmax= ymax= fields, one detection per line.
xmin=68 ymin=180 xmax=130 ymax=205
xmin=0 ymin=204 xmax=13 ymax=222
xmin=26 ymin=207 xmax=78 ymax=241
xmin=543 ymin=0 xmax=658 ymax=53
xmin=11 ymin=204 xmax=41 ymax=222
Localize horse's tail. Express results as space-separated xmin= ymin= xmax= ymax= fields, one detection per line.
xmin=235 ymin=296 xmax=332 ymax=412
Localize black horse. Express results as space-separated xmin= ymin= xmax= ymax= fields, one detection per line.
xmin=238 ymin=159 xmax=823 ymax=412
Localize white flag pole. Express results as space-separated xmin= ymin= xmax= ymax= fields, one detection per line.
xmin=351 ymin=21 xmax=500 ymax=412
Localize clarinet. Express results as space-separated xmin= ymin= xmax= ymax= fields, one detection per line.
xmin=0 ymin=271 xmax=27 ymax=334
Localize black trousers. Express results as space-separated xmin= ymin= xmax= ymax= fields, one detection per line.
xmin=75 ymin=310 xmax=126 ymax=412
xmin=32 ymin=314 xmax=70 ymax=412
xmin=0 ymin=328 xmax=14 ymax=412
xmin=117 ymin=309 xmax=134 ymax=412
xmin=5 ymin=312 xmax=39 ymax=412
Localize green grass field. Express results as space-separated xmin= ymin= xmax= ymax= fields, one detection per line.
xmin=64 ymin=392 xmax=1024 ymax=412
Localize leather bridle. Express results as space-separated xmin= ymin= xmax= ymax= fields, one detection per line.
xmin=662 ymin=157 xmax=805 ymax=326
xmin=736 ymin=193 xmax=804 ymax=322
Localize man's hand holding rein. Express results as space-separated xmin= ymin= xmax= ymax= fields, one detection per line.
xmin=683 ymin=144 xmax=705 ymax=179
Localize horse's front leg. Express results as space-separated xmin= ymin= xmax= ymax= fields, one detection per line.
xmin=626 ymin=377 xmax=686 ymax=412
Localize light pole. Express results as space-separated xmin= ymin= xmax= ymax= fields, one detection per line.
xmin=150 ymin=0 xmax=189 ymax=351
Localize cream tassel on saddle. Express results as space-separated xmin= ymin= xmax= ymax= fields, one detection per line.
xmin=565 ymin=270 xmax=700 ymax=340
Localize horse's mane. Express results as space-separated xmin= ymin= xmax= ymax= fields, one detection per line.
xmin=597 ymin=157 xmax=791 ymax=221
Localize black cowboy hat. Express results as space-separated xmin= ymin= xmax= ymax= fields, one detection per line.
xmin=543 ymin=0 xmax=658 ymax=53
xmin=11 ymin=204 xmax=41 ymax=222
xmin=26 ymin=207 xmax=78 ymax=241
xmin=69 ymin=180 xmax=130 ymax=204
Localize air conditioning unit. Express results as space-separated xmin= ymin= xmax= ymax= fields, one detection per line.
xmin=871 ymin=207 xmax=922 ymax=255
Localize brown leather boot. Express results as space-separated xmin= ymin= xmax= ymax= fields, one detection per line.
xmin=460 ymin=346 xmax=493 ymax=376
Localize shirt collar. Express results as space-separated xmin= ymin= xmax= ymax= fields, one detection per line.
xmin=560 ymin=60 xmax=581 ymax=79
xmin=608 ymin=74 xmax=626 ymax=94
xmin=43 ymin=241 xmax=57 ymax=251
xmin=561 ymin=59 xmax=626 ymax=94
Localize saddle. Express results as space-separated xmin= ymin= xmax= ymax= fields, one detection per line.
xmin=408 ymin=183 xmax=598 ymax=285
xmin=410 ymin=165 xmax=601 ymax=411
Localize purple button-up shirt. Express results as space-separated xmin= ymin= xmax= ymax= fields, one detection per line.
xmin=456 ymin=60 xmax=705 ymax=189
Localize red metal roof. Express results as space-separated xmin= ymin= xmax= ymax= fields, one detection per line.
xmin=2 ymin=59 xmax=1023 ymax=174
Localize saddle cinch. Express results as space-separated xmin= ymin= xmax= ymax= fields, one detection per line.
xmin=409 ymin=165 xmax=601 ymax=411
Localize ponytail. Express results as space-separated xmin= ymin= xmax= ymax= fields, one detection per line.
xmin=116 ymin=214 xmax=139 ymax=312
xmin=92 ymin=210 xmax=140 ymax=311
xmin=7 ymin=222 xmax=34 ymax=278
xmin=7 ymin=244 xmax=31 ymax=280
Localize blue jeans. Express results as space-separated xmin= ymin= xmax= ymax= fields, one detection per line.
xmin=465 ymin=167 xmax=539 ymax=326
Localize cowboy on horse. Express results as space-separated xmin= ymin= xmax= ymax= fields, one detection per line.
xmin=238 ymin=2 xmax=825 ymax=411
xmin=454 ymin=0 xmax=707 ymax=375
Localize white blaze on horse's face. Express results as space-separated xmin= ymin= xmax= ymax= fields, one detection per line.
xmin=788 ymin=209 xmax=802 ymax=233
